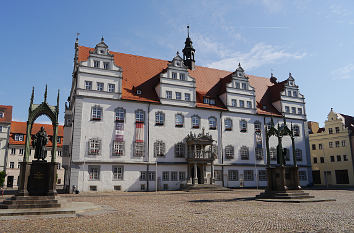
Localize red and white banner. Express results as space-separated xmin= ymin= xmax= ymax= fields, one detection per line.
xmin=135 ymin=122 xmax=144 ymax=142
xmin=115 ymin=122 xmax=124 ymax=142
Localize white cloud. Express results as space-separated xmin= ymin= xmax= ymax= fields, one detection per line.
xmin=331 ymin=63 xmax=354 ymax=80
xmin=261 ymin=0 xmax=284 ymax=13
xmin=206 ymin=43 xmax=306 ymax=71
xmin=329 ymin=4 xmax=351 ymax=17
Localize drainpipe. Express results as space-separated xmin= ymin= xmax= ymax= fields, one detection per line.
xmin=219 ymin=111 xmax=224 ymax=187
xmin=146 ymin=103 xmax=151 ymax=191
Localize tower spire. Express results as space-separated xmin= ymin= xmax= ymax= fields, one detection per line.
xmin=187 ymin=25 xmax=190 ymax=38
xmin=44 ymin=84 xmax=48 ymax=102
xmin=182 ymin=25 xmax=196 ymax=70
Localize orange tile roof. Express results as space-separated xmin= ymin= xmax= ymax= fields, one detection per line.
xmin=0 ymin=105 xmax=13 ymax=124
xmin=9 ymin=121 xmax=63 ymax=147
xmin=78 ymin=46 xmax=282 ymax=116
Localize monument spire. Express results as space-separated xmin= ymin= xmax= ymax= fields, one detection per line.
xmin=44 ymin=85 xmax=48 ymax=102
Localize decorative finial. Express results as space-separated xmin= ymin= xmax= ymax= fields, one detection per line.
xmin=238 ymin=62 xmax=241 ymax=67
xmin=187 ymin=25 xmax=190 ymax=38
xmin=289 ymin=72 xmax=292 ymax=77
xmin=30 ymin=87 xmax=34 ymax=105
xmin=76 ymin=33 xmax=80 ymax=43
xmin=271 ymin=73 xmax=274 ymax=77
xmin=101 ymin=36 xmax=104 ymax=42
xmin=57 ymin=89 xmax=60 ymax=110
xmin=44 ymin=84 xmax=48 ymax=102
xmin=331 ymin=107 xmax=333 ymax=111
xmin=176 ymin=51 xmax=179 ymax=56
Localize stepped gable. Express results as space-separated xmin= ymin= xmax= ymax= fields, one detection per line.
xmin=78 ymin=45 xmax=282 ymax=116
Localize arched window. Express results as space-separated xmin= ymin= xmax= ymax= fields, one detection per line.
xmin=240 ymin=146 xmax=249 ymax=160
xmin=115 ymin=107 xmax=125 ymax=122
xmin=293 ymin=125 xmax=300 ymax=137
xmin=91 ymin=105 xmax=102 ymax=120
xmin=191 ymin=115 xmax=200 ymax=128
xmin=175 ymin=142 xmax=185 ymax=157
xmin=88 ymin=138 xmax=101 ymax=155
xmin=175 ymin=114 xmax=184 ymax=127
xmin=225 ymin=118 xmax=232 ymax=131
xmin=209 ymin=117 xmax=217 ymax=130
xmin=270 ymin=147 xmax=277 ymax=161
xmin=135 ymin=109 xmax=145 ymax=123
xmin=154 ymin=140 xmax=166 ymax=157
xmin=254 ymin=121 xmax=261 ymax=132
xmin=225 ymin=145 xmax=234 ymax=159
xmin=295 ymin=149 xmax=302 ymax=161
xmin=155 ymin=111 xmax=165 ymax=125
xmin=240 ymin=119 xmax=247 ymax=132
xmin=255 ymin=147 xmax=263 ymax=160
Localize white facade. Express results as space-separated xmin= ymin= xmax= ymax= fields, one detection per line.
xmin=63 ymin=38 xmax=312 ymax=192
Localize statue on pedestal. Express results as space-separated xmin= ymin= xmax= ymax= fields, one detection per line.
xmin=32 ymin=126 xmax=48 ymax=161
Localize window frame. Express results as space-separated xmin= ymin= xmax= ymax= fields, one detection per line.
xmin=184 ymin=93 xmax=191 ymax=101
xmin=228 ymin=170 xmax=238 ymax=181
xmin=135 ymin=109 xmax=145 ymax=123
xmin=254 ymin=121 xmax=261 ymax=132
xmin=155 ymin=111 xmax=165 ymax=126
xmin=208 ymin=117 xmax=217 ymax=130
xmin=88 ymin=138 xmax=101 ymax=155
xmin=240 ymin=146 xmax=249 ymax=160
xmin=175 ymin=142 xmax=185 ymax=158
xmin=115 ymin=107 xmax=125 ymax=122
xmin=175 ymin=113 xmax=184 ymax=127
xmin=166 ymin=90 xmax=172 ymax=99
xmin=175 ymin=92 xmax=182 ymax=100
xmin=154 ymin=140 xmax=166 ymax=157
xmin=295 ymin=149 xmax=302 ymax=161
xmin=112 ymin=141 xmax=125 ymax=156
xmin=97 ymin=82 xmax=104 ymax=91
xmin=191 ymin=115 xmax=200 ymax=128
xmin=85 ymin=81 xmax=92 ymax=90
xmin=108 ymin=83 xmax=115 ymax=92
xmin=91 ymin=105 xmax=103 ymax=121
xmin=225 ymin=118 xmax=232 ymax=131
xmin=255 ymin=147 xmax=263 ymax=160
xmin=88 ymin=166 xmax=100 ymax=180
xmin=112 ymin=166 xmax=124 ymax=180
xmin=134 ymin=142 xmax=145 ymax=157
xmin=244 ymin=170 xmax=254 ymax=181
xmin=240 ymin=119 xmax=247 ymax=133
xmin=225 ymin=145 xmax=234 ymax=159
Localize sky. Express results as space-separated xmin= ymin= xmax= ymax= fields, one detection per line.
xmin=1 ymin=0 xmax=353 ymax=126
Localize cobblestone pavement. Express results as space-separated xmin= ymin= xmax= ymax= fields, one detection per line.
xmin=0 ymin=189 xmax=353 ymax=233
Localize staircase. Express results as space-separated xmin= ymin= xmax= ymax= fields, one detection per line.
xmin=182 ymin=184 xmax=232 ymax=192
xmin=0 ymin=196 xmax=67 ymax=209
xmin=256 ymin=190 xmax=315 ymax=199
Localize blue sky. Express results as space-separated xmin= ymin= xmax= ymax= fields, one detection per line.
xmin=1 ymin=0 xmax=353 ymax=126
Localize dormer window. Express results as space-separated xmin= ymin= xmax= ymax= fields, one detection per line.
xmin=137 ymin=90 xmax=142 ymax=95
xmin=289 ymin=81 xmax=293 ymax=86
xmin=0 ymin=112 xmax=3 ymax=118
xmin=172 ymin=72 xmax=177 ymax=79
xmin=103 ymin=62 xmax=109 ymax=70
xmin=288 ymin=91 xmax=292 ymax=96
xmin=203 ymin=97 xmax=209 ymax=104
xmin=100 ymin=49 xmax=105 ymax=54
xmin=235 ymin=82 xmax=240 ymax=89
xmin=85 ymin=81 xmax=92 ymax=90
xmin=176 ymin=61 xmax=181 ymax=66
xmin=94 ymin=60 xmax=100 ymax=68
xmin=185 ymin=93 xmax=191 ymax=101
xmin=180 ymin=73 xmax=185 ymax=81
xmin=210 ymin=99 xmax=215 ymax=105
xmin=241 ymin=83 xmax=247 ymax=89
xmin=97 ymin=82 xmax=104 ymax=91
xmin=14 ymin=134 xmax=24 ymax=141
xmin=293 ymin=91 xmax=297 ymax=97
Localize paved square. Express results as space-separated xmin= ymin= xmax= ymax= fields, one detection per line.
xmin=0 ymin=189 xmax=353 ymax=232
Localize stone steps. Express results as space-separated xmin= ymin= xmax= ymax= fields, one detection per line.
xmin=256 ymin=190 xmax=315 ymax=199
xmin=183 ymin=184 xmax=232 ymax=192
xmin=0 ymin=195 xmax=66 ymax=209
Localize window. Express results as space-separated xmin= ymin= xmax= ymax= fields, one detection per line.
xmin=155 ymin=112 xmax=165 ymax=125
xmin=135 ymin=109 xmax=145 ymax=123
xmin=85 ymin=81 xmax=92 ymax=90
xmin=88 ymin=166 xmax=100 ymax=180
xmin=19 ymin=149 xmax=24 ymax=155
xmin=162 ymin=171 xmax=169 ymax=181
xmin=329 ymin=128 xmax=333 ymax=134
xmin=184 ymin=93 xmax=191 ymax=101
xmin=240 ymin=120 xmax=247 ymax=132
xmin=231 ymin=99 xmax=237 ymax=107
xmin=258 ymin=170 xmax=267 ymax=181
xmin=247 ymin=101 xmax=252 ymax=108
xmin=228 ymin=170 xmax=238 ymax=181
xmin=11 ymin=148 xmax=16 ymax=154
xmin=293 ymin=125 xmax=300 ymax=136
xmin=112 ymin=166 xmax=124 ymax=180
xmin=240 ymin=146 xmax=249 ymax=160
xmin=337 ymin=155 xmax=341 ymax=162
xmin=148 ymin=171 xmax=156 ymax=181
xmin=241 ymin=83 xmax=247 ymax=89
xmin=134 ymin=142 xmax=144 ymax=157
xmin=113 ymin=141 xmax=125 ymax=156
xmin=244 ymin=170 xmax=254 ymax=181
xmin=176 ymin=92 xmax=182 ymax=100
xmin=108 ymin=84 xmax=115 ymax=92
xmin=175 ymin=143 xmax=185 ymax=158
xmin=293 ymin=91 xmax=298 ymax=97
xmin=91 ymin=106 xmax=102 ymax=120
xmin=313 ymin=157 xmax=318 ymax=163
xmin=14 ymin=134 xmax=24 ymax=141
xmin=115 ymin=108 xmax=125 ymax=122
xmin=57 ymin=163 xmax=61 ymax=169
xmin=235 ymin=82 xmax=240 ymax=89
xmin=285 ymin=106 xmax=290 ymax=113
xmin=191 ymin=115 xmax=200 ymax=128
xmin=225 ymin=118 xmax=232 ymax=131
xmin=342 ymin=140 xmax=346 ymax=147
xmin=214 ymin=170 xmax=222 ymax=181
xmin=97 ymin=82 xmax=104 ymax=91
xmin=210 ymin=99 xmax=215 ymax=105
xmin=140 ymin=171 xmax=147 ymax=181
xmin=320 ymin=157 xmax=324 ymax=163
xmin=103 ymin=62 xmax=109 ymax=70
xmin=0 ymin=112 xmax=3 ymax=118
xmin=175 ymin=114 xmax=184 ymax=127
xmin=312 ymin=144 xmax=316 ymax=150
xmin=335 ymin=127 xmax=340 ymax=133
xmin=171 ymin=171 xmax=178 ymax=181
xmin=295 ymin=149 xmax=302 ymax=161
xmin=180 ymin=73 xmax=185 ymax=81
xmin=10 ymin=162 xmax=14 ymax=169
xmin=154 ymin=140 xmax=166 ymax=157
xmin=270 ymin=147 xmax=276 ymax=161
xmin=329 ymin=142 xmax=333 ymax=148
xmin=287 ymin=90 xmax=292 ymax=96
xmin=172 ymin=72 xmax=177 ymax=79
xmin=254 ymin=121 xmax=261 ymax=132
xmin=343 ymin=155 xmax=348 ymax=161
xmin=291 ymin=107 xmax=296 ymax=114
xmin=88 ymin=138 xmax=101 ymax=155
xmin=141 ymin=184 xmax=146 ymax=191
xmin=255 ymin=148 xmax=263 ymax=160
xmin=239 ymin=100 xmax=244 ymax=108
xmin=319 ymin=144 xmax=323 ymax=150
xmin=57 ymin=150 xmax=62 ymax=156
xmin=166 ymin=91 xmax=172 ymax=99
xmin=330 ymin=156 xmax=335 ymax=162
xmin=297 ymin=108 xmax=302 ymax=115
xmin=18 ymin=163 xmax=21 ymax=169
xmin=94 ymin=60 xmax=100 ymax=68
xmin=203 ymin=97 xmax=210 ymax=104
xmin=0 ymin=126 xmax=2 ymax=132
xmin=298 ymin=171 xmax=307 ymax=181
xmin=179 ymin=172 xmax=186 ymax=181
xmin=267 ymin=122 xmax=273 ymax=131
xmin=225 ymin=145 xmax=234 ymax=159
xmin=335 ymin=141 xmax=340 ymax=148
xmin=209 ymin=117 xmax=217 ymax=130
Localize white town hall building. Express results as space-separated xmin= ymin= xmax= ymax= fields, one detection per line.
xmin=62 ymin=33 xmax=312 ymax=192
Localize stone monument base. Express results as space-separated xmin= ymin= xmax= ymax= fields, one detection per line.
xmin=0 ymin=195 xmax=63 ymax=209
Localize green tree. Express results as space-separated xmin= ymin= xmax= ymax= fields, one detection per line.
xmin=0 ymin=170 xmax=6 ymax=188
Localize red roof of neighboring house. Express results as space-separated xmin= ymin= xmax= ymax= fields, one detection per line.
xmin=0 ymin=105 xmax=13 ymax=124
xmin=9 ymin=121 xmax=64 ymax=147
xmin=78 ymin=45 xmax=282 ymax=116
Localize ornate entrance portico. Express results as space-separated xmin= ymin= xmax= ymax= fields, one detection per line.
xmin=185 ymin=129 xmax=217 ymax=185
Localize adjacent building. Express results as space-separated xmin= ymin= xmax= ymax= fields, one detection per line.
xmin=0 ymin=105 xmax=12 ymax=172
xmin=308 ymin=109 xmax=354 ymax=186
xmin=63 ymin=35 xmax=312 ymax=192
xmin=5 ymin=121 xmax=64 ymax=188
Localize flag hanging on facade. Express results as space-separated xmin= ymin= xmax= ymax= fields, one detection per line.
xmin=135 ymin=122 xmax=144 ymax=142
xmin=256 ymin=131 xmax=262 ymax=148
xmin=115 ymin=122 xmax=124 ymax=142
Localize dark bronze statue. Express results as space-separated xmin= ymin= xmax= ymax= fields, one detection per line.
xmin=32 ymin=127 xmax=48 ymax=160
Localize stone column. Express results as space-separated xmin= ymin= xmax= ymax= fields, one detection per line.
xmin=51 ymin=123 xmax=58 ymax=163
xmin=193 ymin=163 xmax=198 ymax=185
xmin=210 ymin=162 xmax=214 ymax=184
